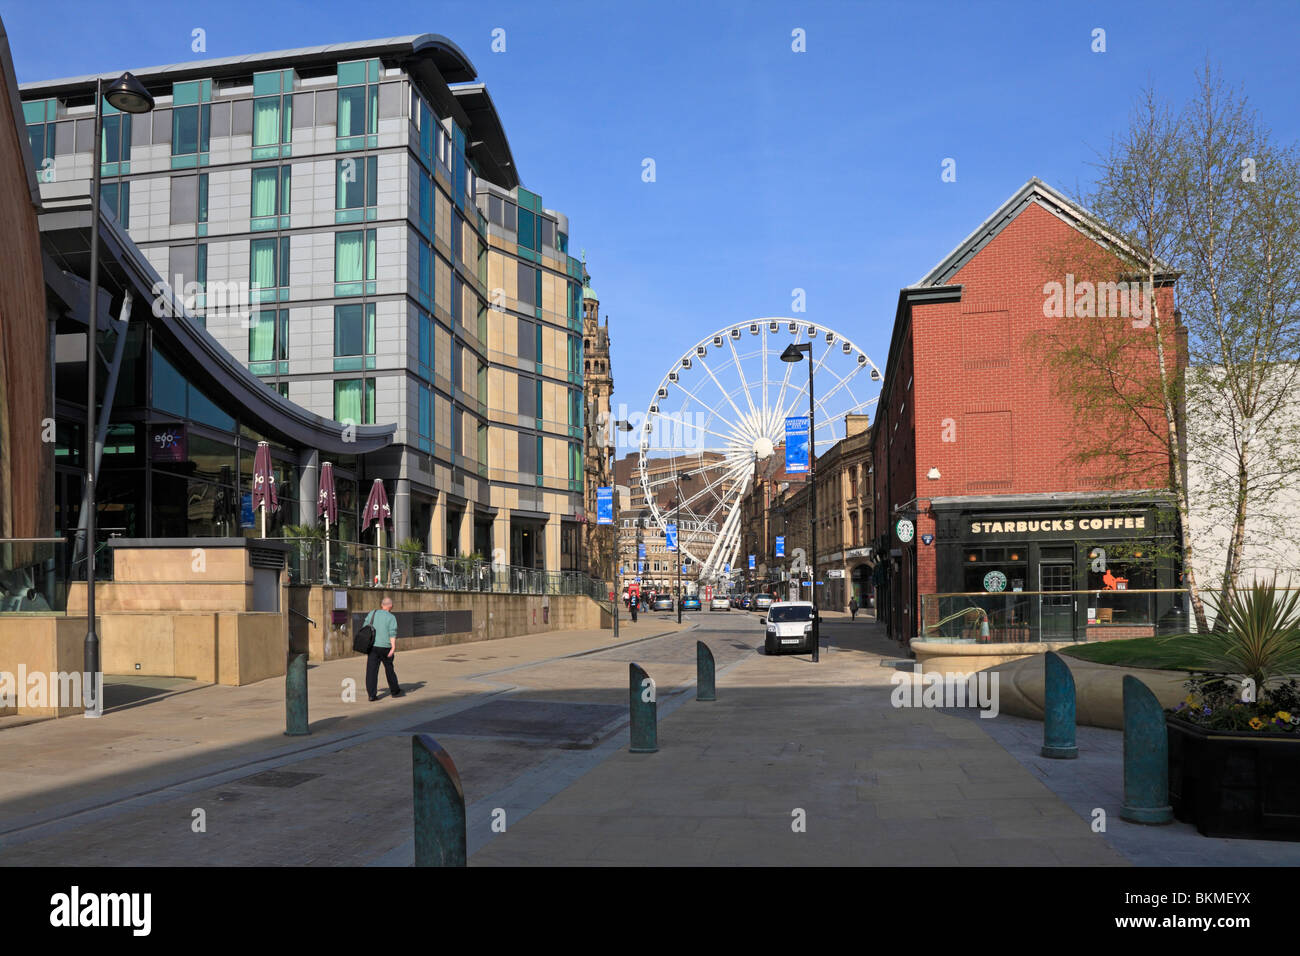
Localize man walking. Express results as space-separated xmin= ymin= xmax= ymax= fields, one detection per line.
xmin=849 ymin=595 xmax=859 ymax=621
xmin=365 ymin=596 xmax=403 ymax=701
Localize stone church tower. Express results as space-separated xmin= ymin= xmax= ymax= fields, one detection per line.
xmin=581 ymin=257 xmax=615 ymax=585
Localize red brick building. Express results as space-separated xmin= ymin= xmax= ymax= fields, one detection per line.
xmin=870 ymin=179 xmax=1187 ymax=644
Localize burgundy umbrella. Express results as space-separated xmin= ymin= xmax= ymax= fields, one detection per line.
xmin=363 ymin=478 xmax=391 ymax=584
xmin=318 ymin=462 xmax=338 ymax=582
xmin=251 ymin=441 xmax=279 ymax=538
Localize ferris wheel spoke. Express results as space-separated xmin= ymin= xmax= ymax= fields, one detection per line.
xmin=674 ymin=375 xmax=743 ymax=434
xmin=726 ymin=336 xmax=761 ymax=423
xmin=694 ymin=353 xmax=750 ymax=428
xmin=650 ymin=413 xmax=737 ymax=449
xmin=676 ymin=456 xmax=750 ymax=517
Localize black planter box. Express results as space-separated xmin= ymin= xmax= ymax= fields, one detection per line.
xmin=1167 ymin=716 xmax=1300 ymax=841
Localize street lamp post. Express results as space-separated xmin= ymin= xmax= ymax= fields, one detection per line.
xmin=781 ymin=342 xmax=818 ymax=662
xmin=610 ymin=419 xmax=634 ymax=637
xmin=673 ymin=472 xmax=693 ymax=624
xmin=83 ymin=72 xmax=155 ymax=717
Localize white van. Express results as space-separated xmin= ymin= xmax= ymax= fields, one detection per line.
xmin=760 ymin=601 xmax=818 ymax=655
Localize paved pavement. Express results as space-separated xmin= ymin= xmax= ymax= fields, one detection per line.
xmin=2 ymin=609 xmax=1294 ymax=866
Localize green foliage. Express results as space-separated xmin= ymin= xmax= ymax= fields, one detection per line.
xmin=1170 ymin=676 xmax=1300 ymax=733
xmin=1177 ymin=578 xmax=1300 ymax=690
xmin=284 ymin=522 xmax=324 ymax=540
xmin=397 ymin=537 xmax=423 ymax=569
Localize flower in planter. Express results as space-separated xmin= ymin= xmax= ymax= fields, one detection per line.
xmin=1249 ymin=717 xmax=1266 ymax=730
xmin=1278 ymin=711 xmax=1293 ymax=722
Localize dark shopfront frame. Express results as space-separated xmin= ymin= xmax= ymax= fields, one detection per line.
xmin=930 ymin=497 xmax=1185 ymax=642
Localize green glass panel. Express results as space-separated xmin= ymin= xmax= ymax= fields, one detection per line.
xmin=337 ymin=61 xmax=367 ymax=87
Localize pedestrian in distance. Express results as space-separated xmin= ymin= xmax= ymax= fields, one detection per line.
xmin=364 ymin=596 xmax=403 ymax=701
xmin=850 ymin=596 xmax=859 ymax=621
xmin=629 ymin=592 xmax=639 ymax=623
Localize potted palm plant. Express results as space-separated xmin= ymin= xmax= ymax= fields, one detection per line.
xmin=1165 ymin=579 xmax=1300 ymax=840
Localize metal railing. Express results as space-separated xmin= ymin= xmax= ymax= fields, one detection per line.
xmin=918 ymin=588 xmax=1197 ymax=644
xmin=277 ymin=537 xmax=606 ymax=600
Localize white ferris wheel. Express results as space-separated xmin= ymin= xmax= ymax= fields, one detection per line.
xmin=636 ymin=318 xmax=883 ymax=584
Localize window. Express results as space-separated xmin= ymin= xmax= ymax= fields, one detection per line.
xmin=102 ymin=181 xmax=130 ymax=226
xmin=416 ymin=170 xmax=433 ymax=235
xmin=251 ymin=165 xmax=290 ymax=228
xmin=336 ymin=58 xmax=380 ymax=149
xmin=477 ymin=423 xmax=488 ymax=474
xmin=417 ymin=383 xmax=433 ymax=452
xmin=417 ymin=309 xmax=434 ymax=380
xmin=518 ymin=207 xmax=537 ymax=251
xmin=334 ymin=229 xmax=377 ymax=295
xmin=333 ymin=378 xmax=375 ymax=424
xmin=275 ymin=382 xmax=289 ymax=399
xmin=336 ymin=156 xmax=378 ymax=221
xmin=248 ymin=309 xmax=289 ymax=374
xmin=23 ymin=98 xmax=56 ymax=173
xmin=171 ymin=79 xmax=211 ymax=167
xmin=100 ymin=108 xmax=132 ymax=170
xmin=250 ymin=237 xmax=290 ymax=302
xmin=334 ymin=303 xmax=375 ymax=358
xmin=252 ymin=69 xmax=294 ymax=159
xmin=569 ymin=442 xmax=582 ymax=487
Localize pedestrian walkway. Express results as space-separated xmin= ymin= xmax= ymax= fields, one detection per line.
xmin=469 ymin=619 xmax=1125 ymax=866
xmin=0 ymin=617 xmax=687 ymax=858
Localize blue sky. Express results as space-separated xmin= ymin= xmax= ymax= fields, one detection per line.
xmin=7 ymin=0 xmax=1299 ymax=437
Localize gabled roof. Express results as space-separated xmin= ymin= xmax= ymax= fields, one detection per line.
xmin=910 ymin=177 xmax=1176 ymax=288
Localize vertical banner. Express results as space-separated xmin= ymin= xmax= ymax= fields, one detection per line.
xmin=665 ymin=524 xmax=677 ymax=552
xmin=775 ymin=536 xmax=785 ymax=557
xmin=785 ymin=416 xmax=810 ymax=474
xmin=596 ymin=486 xmax=613 ymax=525
xmin=748 ymin=554 xmax=756 ymax=570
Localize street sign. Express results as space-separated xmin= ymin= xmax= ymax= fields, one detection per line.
xmin=775 ymin=536 xmax=785 ymax=557
xmin=784 ymin=416 xmax=810 ymax=474
xmin=665 ymin=524 xmax=677 ymax=552
xmin=895 ymin=518 xmax=915 ymax=542
xmin=920 ymin=533 xmax=934 ymax=546
xmin=827 ymin=569 xmax=845 ymax=578
xmin=596 ymin=486 xmax=613 ymax=525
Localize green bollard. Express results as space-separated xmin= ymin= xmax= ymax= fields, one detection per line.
xmin=285 ymin=651 xmax=309 ymax=736
xmin=412 ymin=734 xmax=467 ymax=866
xmin=696 ymin=641 xmax=716 ymax=701
xmin=629 ymin=662 xmax=657 ymax=753
xmin=1041 ymin=651 xmax=1078 ymax=759
xmin=1120 ymin=675 xmax=1174 ymax=825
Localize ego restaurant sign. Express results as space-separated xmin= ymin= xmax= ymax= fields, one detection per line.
xmin=968 ymin=513 xmax=1151 ymax=537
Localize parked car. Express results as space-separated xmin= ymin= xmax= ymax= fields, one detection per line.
xmin=753 ymin=593 xmax=774 ymax=610
xmin=651 ymin=595 xmax=674 ymax=612
xmin=681 ymin=594 xmax=701 ymax=611
xmin=710 ymin=595 xmax=731 ymax=611
xmin=738 ymin=594 xmax=752 ymax=610
xmin=761 ymin=601 xmax=818 ymax=655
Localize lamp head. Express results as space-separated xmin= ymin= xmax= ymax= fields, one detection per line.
xmin=104 ymin=72 xmax=155 ymax=114
xmin=780 ymin=344 xmax=805 ymax=363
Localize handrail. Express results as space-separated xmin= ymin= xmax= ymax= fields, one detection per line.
xmin=289 ymin=607 xmax=316 ymax=627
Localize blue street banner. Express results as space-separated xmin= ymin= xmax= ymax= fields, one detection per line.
xmin=775 ymin=536 xmax=785 ymax=557
xmin=240 ymin=492 xmax=255 ymax=528
xmin=723 ymin=563 xmax=730 ymax=574
xmin=596 ymin=486 xmax=613 ymax=525
xmin=748 ymin=554 xmax=756 ymax=570
xmin=785 ymin=416 xmax=810 ymax=474
xmin=637 ymin=542 xmax=646 ymax=560
xmin=665 ymin=523 xmax=677 ymax=552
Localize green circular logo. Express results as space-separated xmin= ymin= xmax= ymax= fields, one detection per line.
xmin=983 ymin=570 xmax=1007 ymax=593
xmin=895 ymin=518 xmax=915 ymax=543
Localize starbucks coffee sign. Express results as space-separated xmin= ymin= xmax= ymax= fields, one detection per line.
xmin=968 ymin=513 xmax=1149 ymax=536
xmin=983 ymin=570 xmax=1007 ymax=592
xmin=895 ymin=518 xmax=915 ymax=543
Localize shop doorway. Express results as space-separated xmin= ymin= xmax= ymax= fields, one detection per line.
xmin=1040 ymin=562 xmax=1075 ymax=640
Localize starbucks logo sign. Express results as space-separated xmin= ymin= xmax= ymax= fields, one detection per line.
xmin=895 ymin=518 xmax=915 ymax=543
xmin=983 ymin=570 xmax=1007 ymax=593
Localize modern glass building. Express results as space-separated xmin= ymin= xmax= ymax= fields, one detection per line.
xmin=21 ymin=34 xmax=588 ymax=569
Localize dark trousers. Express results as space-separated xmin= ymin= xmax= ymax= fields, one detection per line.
xmin=366 ymin=645 xmax=401 ymax=698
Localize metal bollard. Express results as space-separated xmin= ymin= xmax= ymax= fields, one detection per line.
xmin=412 ymin=734 xmax=467 ymax=866
xmin=1041 ymin=651 xmax=1078 ymax=759
xmin=1120 ymin=675 xmax=1173 ymax=825
xmin=629 ymin=662 xmax=657 ymax=753
xmin=284 ymin=651 xmax=309 ymax=736
xmin=696 ymin=641 xmax=716 ymax=701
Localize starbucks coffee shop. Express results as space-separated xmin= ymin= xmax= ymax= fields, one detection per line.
xmin=926 ymin=492 xmax=1187 ymax=642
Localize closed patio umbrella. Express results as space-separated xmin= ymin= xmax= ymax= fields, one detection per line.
xmin=363 ymin=478 xmax=390 ymax=585
xmin=318 ymin=461 xmax=338 ymax=583
xmin=251 ymin=441 xmax=279 ymax=539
